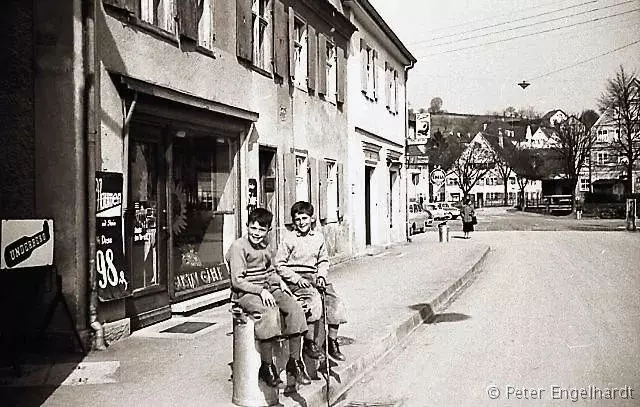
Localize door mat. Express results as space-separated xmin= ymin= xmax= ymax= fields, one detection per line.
xmin=160 ymin=321 xmax=215 ymax=334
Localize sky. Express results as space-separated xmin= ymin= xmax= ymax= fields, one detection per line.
xmin=368 ymin=0 xmax=640 ymax=116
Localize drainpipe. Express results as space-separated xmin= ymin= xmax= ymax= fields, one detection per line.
xmin=404 ymin=59 xmax=415 ymax=241
xmin=84 ymin=0 xmax=106 ymax=351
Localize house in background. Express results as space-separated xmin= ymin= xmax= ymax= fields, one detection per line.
xmin=579 ymin=108 xmax=640 ymax=198
xmin=344 ymin=0 xmax=416 ymax=252
xmin=540 ymin=109 xmax=568 ymax=127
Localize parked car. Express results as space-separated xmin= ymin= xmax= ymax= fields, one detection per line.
xmin=423 ymin=204 xmax=451 ymax=221
xmin=408 ymin=202 xmax=432 ymax=234
xmin=435 ymin=202 xmax=461 ymax=219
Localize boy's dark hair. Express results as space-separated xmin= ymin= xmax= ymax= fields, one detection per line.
xmin=248 ymin=208 xmax=273 ymax=228
xmin=291 ymin=201 xmax=314 ymax=219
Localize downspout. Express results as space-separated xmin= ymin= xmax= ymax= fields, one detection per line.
xmin=404 ymin=59 xmax=415 ymax=241
xmin=85 ymin=0 xmax=106 ymax=350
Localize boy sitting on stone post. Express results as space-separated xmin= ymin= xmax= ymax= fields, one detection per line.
xmin=275 ymin=201 xmax=347 ymax=364
xmin=226 ymin=208 xmax=310 ymax=387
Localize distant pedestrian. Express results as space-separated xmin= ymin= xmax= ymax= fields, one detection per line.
xmin=461 ymin=198 xmax=476 ymax=239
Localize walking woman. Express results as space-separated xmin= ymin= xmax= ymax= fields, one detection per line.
xmin=461 ymin=198 xmax=476 ymax=239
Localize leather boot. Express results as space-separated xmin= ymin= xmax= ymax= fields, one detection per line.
xmin=286 ymin=358 xmax=311 ymax=385
xmin=258 ymin=362 xmax=282 ymax=388
xmin=328 ymin=338 xmax=346 ymax=361
xmin=303 ymin=339 xmax=325 ymax=360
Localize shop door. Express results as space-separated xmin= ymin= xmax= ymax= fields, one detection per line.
xmin=126 ymin=132 xmax=170 ymax=329
xmin=365 ymin=166 xmax=373 ymax=245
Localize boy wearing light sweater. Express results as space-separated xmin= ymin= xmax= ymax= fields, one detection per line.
xmin=275 ymin=201 xmax=347 ymax=362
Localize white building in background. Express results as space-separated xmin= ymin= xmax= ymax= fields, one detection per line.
xmin=343 ymin=0 xmax=416 ymax=252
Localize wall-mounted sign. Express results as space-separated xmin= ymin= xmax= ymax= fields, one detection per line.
xmin=430 ymin=169 xmax=446 ymax=186
xmin=416 ymin=112 xmax=431 ymax=140
xmin=96 ymin=172 xmax=130 ymax=300
xmin=1 ymin=219 xmax=54 ymax=270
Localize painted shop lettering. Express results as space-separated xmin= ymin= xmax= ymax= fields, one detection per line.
xmin=174 ymin=266 xmax=225 ymax=291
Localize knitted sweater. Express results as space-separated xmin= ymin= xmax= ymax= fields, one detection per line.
xmin=225 ymin=235 xmax=282 ymax=295
xmin=274 ymin=228 xmax=329 ymax=284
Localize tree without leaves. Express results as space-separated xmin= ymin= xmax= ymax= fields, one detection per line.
xmin=597 ymin=66 xmax=640 ymax=193
xmin=551 ymin=116 xmax=596 ymax=207
xmin=491 ymin=136 xmax=517 ymax=206
xmin=510 ymin=148 xmax=547 ymax=209
xmin=450 ymin=139 xmax=496 ymax=200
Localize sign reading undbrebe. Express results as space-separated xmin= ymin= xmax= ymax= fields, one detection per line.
xmin=1 ymin=219 xmax=54 ymax=270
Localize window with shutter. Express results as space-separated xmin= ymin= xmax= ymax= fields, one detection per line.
xmin=317 ymin=34 xmax=327 ymax=95
xmin=319 ymin=160 xmax=328 ymax=220
xmin=385 ymin=62 xmax=391 ymax=109
xmin=326 ymin=161 xmax=338 ymax=222
xmin=307 ymin=25 xmax=317 ymax=91
xmin=251 ymin=0 xmax=271 ymax=70
xmin=236 ymin=0 xmax=253 ymax=61
xmin=283 ymin=152 xmax=297 ymax=221
xmin=372 ymin=49 xmax=378 ymax=101
xmin=197 ymin=0 xmax=215 ymax=49
xmin=337 ymin=162 xmax=345 ymax=219
xmin=393 ymin=70 xmax=399 ymax=113
xmin=325 ymin=41 xmax=337 ymax=103
xmin=272 ymin=1 xmax=288 ymax=77
xmin=360 ymin=38 xmax=368 ymax=93
xmin=292 ymin=16 xmax=308 ymax=89
xmin=336 ymin=46 xmax=346 ymax=104
xmin=141 ymin=0 xmax=177 ymax=32
xmin=177 ymin=0 xmax=198 ymax=43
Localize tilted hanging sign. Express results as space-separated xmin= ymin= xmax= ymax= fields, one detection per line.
xmin=1 ymin=219 xmax=54 ymax=270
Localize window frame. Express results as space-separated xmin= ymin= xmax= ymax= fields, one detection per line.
xmin=251 ymin=0 xmax=270 ymax=71
xmin=325 ymin=40 xmax=337 ymax=103
xmin=325 ymin=160 xmax=339 ymax=222
xmin=140 ymin=0 xmax=176 ymax=33
xmin=198 ymin=0 xmax=215 ymax=50
xmin=292 ymin=16 xmax=308 ymax=90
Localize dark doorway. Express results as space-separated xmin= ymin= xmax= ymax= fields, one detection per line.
xmin=259 ymin=147 xmax=278 ymax=241
xmin=365 ymin=166 xmax=374 ymax=245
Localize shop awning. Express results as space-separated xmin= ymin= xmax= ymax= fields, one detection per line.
xmin=118 ymin=75 xmax=259 ymax=123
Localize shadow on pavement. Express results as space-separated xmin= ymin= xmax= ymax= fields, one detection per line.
xmin=426 ymin=313 xmax=471 ymax=324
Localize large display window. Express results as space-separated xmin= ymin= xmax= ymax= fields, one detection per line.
xmin=170 ymin=135 xmax=237 ymax=299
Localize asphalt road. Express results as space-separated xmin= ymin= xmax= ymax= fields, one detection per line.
xmin=339 ymin=231 xmax=640 ymax=407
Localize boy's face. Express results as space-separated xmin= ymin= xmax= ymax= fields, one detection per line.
xmin=292 ymin=212 xmax=313 ymax=235
xmin=247 ymin=221 xmax=270 ymax=246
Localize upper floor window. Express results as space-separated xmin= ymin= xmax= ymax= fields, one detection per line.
xmin=360 ymin=39 xmax=377 ymax=100
xmin=325 ymin=41 xmax=337 ymax=103
xmin=596 ymin=151 xmax=609 ymax=165
xmin=140 ymin=0 xmax=175 ymax=32
xmin=292 ymin=18 xmax=307 ymax=89
xmin=252 ymin=0 xmax=270 ymax=70
xmin=198 ymin=0 xmax=215 ymax=49
xmin=326 ymin=161 xmax=338 ymax=222
xmin=509 ymin=176 xmax=516 ymax=185
xmin=386 ymin=63 xmax=398 ymax=114
xmin=579 ymin=177 xmax=590 ymax=192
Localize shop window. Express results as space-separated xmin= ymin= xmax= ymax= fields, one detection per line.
xmin=140 ymin=0 xmax=176 ymax=32
xmin=326 ymin=161 xmax=338 ymax=222
xmin=171 ymin=136 xmax=236 ymax=297
xmin=295 ymin=155 xmax=310 ymax=202
xmin=293 ymin=17 xmax=307 ymax=89
xmin=252 ymin=0 xmax=270 ymax=70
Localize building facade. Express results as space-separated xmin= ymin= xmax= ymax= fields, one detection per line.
xmin=343 ymin=0 xmax=416 ymax=252
xmin=6 ymin=0 xmax=362 ymax=348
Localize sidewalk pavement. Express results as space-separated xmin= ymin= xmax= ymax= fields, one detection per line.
xmin=2 ymin=234 xmax=490 ymax=407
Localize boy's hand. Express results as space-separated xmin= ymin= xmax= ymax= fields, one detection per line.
xmin=279 ymin=280 xmax=293 ymax=296
xmin=260 ymin=289 xmax=277 ymax=307
xmin=297 ymin=279 xmax=311 ymax=288
xmin=316 ymin=276 xmax=326 ymax=292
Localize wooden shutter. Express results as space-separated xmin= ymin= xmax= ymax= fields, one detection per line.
xmin=178 ymin=0 xmax=199 ymax=43
xmin=283 ymin=152 xmax=297 ymax=223
xmin=103 ymin=0 xmax=137 ymax=14
xmin=384 ymin=62 xmax=390 ymax=108
xmin=372 ymin=49 xmax=378 ymax=100
xmin=236 ymin=0 xmax=253 ymax=61
xmin=317 ymin=34 xmax=327 ymax=95
xmin=307 ymin=25 xmax=317 ymax=91
xmin=273 ymin=1 xmax=288 ymax=77
xmin=319 ymin=160 xmax=328 ymax=220
xmin=360 ymin=38 xmax=368 ymax=92
xmin=393 ymin=70 xmax=399 ymax=113
xmin=288 ymin=7 xmax=295 ymax=80
xmin=309 ymin=157 xmax=319 ymax=217
xmin=337 ymin=46 xmax=346 ymax=104
xmin=337 ymin=162 xmax=345 ymax=219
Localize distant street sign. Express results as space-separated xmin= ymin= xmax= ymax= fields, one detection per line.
xmin=430 ymin=169 xmax=446 ymax=186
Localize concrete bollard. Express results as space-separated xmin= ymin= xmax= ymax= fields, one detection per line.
xmin=438 ymin=222 xmax=449 ymax=242
xmin=231 ymin=306 xmax=279 ymax=407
